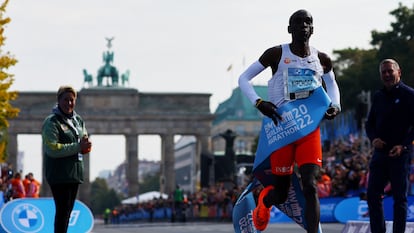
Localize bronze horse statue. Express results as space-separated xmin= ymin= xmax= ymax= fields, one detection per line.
xmin=83 ymin=69 xmax=93 ymax=86
xmin=97 ymin=50 xmax=119 ymax=86
xmin=121 ymin=69 xmax=130 ymax=86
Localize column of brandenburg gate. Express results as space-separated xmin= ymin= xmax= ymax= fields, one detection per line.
xmin=7 ymin=87 xmax=215 ymax=204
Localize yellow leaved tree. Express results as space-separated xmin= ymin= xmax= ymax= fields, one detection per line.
xmin=0 ymin=0 xmax=19 ymax=163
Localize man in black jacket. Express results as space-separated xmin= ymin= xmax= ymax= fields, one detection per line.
xmin=365 ymin=58 xmax=414 ymax=233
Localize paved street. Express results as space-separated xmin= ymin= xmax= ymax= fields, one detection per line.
xmin=91 ymin=221 xmax=345 ymax=233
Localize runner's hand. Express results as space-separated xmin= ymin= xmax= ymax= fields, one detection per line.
xmin=324 ymin=104 xmax=340 ymax=120
xmin=255 ymin=99 xmax=282 ymax=125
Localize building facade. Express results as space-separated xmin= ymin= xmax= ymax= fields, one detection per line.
xmin=212 ymin=85 xmax=267 ymax=155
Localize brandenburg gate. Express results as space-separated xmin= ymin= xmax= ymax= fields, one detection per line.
xmin=6 ymin=39 xmax=215 ymax=203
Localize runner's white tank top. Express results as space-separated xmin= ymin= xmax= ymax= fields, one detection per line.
xmin=268 ymin=44 xmax=324 ymax=107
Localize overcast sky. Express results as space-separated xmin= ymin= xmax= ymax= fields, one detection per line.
xmin=4 ymin=0 xmax=413 ymax=182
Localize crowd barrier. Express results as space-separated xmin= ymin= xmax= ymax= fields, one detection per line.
xmin=115 ymin=195 xmax=414 ymax=225
xmin=2 ymin=195 xmax=413 ymax=232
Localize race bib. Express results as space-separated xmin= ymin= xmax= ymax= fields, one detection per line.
xmin=284 ymin=68 xmax=321 ymax=100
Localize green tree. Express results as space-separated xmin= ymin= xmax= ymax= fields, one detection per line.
xmin=371 ymin=3 xmax=414 ymax=86
xmin=333 ymin=3 xmax=414 ymax=111
xmin=0 ymin=0 xmax=19 ymax=163
xmin=333 ymin=48 xmax=378 ymax=110
xmin=90 ymin=178 xmax=121 ymax=216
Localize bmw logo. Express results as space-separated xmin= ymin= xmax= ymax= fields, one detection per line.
xmin=12 ymin=203 xmax=44 ymax=233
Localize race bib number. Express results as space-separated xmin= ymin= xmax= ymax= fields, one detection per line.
xmin=284 ymin=68 xmax=321 ymax=100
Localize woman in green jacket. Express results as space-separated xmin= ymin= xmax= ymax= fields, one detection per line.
xmin=42 ymin=86 xmax=92 ymax=233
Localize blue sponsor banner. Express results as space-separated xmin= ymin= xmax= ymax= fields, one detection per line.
xmin=384 ymin=195 xmax=414 ymax=221
xmin=253 ymin=86 xmax=330 ymax=177
xmin=319 ymin=197 xmax=344 ymax=223
xmin=334 ymin=197 xmax=369 ymax=223
xmin=0 ymin=192 xmax=4 ymax=210
xmin=0 ymin=198 xmax=94 ymax=233
xmin=334 ymin=196 xmax=414 ymax=223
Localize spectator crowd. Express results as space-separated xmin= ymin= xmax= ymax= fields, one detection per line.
xmin=317 ymin=136 xmax=414 ymax=199
xmin=0 ymin=164 xmax=41 ymax=207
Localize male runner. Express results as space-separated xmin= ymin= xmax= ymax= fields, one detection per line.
xmin=238 ymin=9 xmax=341 ymax=233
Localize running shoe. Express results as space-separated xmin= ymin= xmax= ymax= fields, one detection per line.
xmin=252 ymin=185 xmax=274 ymax=231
